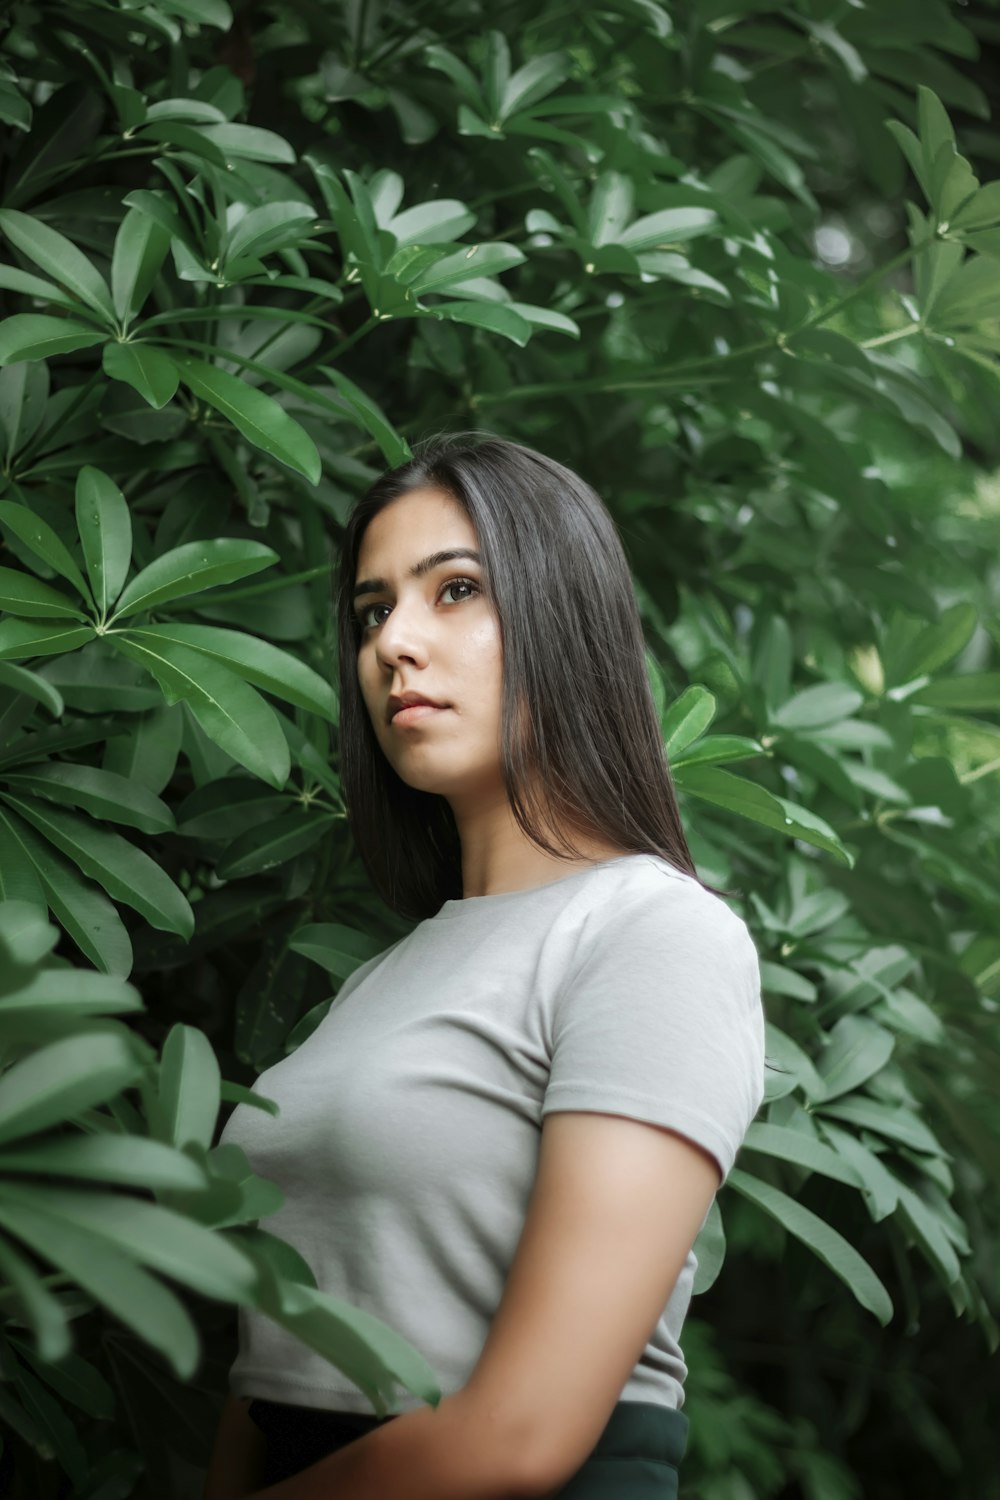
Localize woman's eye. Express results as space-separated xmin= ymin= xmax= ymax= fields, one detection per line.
xmin=356 ymin=577 xmax=480 ymax=631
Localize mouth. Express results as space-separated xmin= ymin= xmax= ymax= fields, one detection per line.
xmin=390 ymin=703 xmax=448 ymax=727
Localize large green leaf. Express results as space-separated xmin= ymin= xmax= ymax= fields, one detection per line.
xmin=2 ymin=763 xmax=175 ymax=834
xmin=288 ymin=922 xmax=386 ymax=979
xmin=0 ymin=209 xmax=115 ymax=323
xmin=75 ymin=466 xmax=132 ymax=615
xmin=0 ymin=792 xmax=195 ymax=939
xmin=111 ymin=538 xmax=278 ymax=619
xmin=216 ymin=809 xmax=337 ymax=879
xmin=0 ymin=1134 xmax=206 ymax=1191
xmin=0 ymin=1030 xmax=142 ymax=1146
xmin=0 ymin=618 xmax=95 ymax=659
xmin=102 ymin=341 xmax=179 ymax=409
xmin=0 ymin=566 xmax=87 ymax=620
xmin=0 ymin=808 xmax=133 ymax=976
xmin=0 ymin=498 xmax=91 ymax=600
xmin=127 ymin=623 xmax=338 ymax=721
xmin=727 ymin=1169 xmax=893 ymax=1323
xmin=0 ymin=1194 xmax=202 ymax=1380
xmin=112 ymin=634 xmax=290 ymax=789
xmin=0 ymin=315 xmax=107 ymax=363
xmin=174 ymin=356 xmax=321 ymax=483
xmin=110 ymin=207 xmax=171 ymax=323
xmin=157 ymin=1023 xmax=220 ymax=1152
xmin=316 ymin=365 xmax=410 ymax=466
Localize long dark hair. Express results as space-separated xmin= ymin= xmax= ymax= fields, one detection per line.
xmin=334 ymin=431 xmax=734 ymax=921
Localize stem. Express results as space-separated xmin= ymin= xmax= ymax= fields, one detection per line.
xmin=860 ymin=322 xmax=921 ymax=348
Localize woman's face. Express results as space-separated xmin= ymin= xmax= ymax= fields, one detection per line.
xmin=353 ymin=487 xmax=505 ymax=804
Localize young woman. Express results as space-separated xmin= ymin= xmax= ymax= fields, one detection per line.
xmin=204 ymin=433 xmax=766 ymax=1500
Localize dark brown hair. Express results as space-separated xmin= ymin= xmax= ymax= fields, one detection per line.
xmin=335 ymin=431 xmax=733 ymax=920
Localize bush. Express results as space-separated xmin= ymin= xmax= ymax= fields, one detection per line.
xmin=0 ymin=2 xmax=998 ymax=1496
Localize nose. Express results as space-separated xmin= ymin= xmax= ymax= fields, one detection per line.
xmin=374 ymin=595 xmax=432 ymax=672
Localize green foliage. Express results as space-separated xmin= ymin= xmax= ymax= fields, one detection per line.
xmin=0 ymin=1 xmax=998 ymax=1495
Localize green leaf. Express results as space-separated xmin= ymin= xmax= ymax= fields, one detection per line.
xmin=216 ymin=809 xmax=337 ymax=879
xmin=317 ymin=365 xmax=410 ymax=467
xmin=75 ymin=466 xmax=132 ymax=615
xmin=3 ymin=763 xmax=175 ymax=835
xmin=0 ymin=1029 xmax=142 ymax=1145
xmin=0 ymin=1192 xmax=201 ymax=1380
xmin=670 ymin=734 xmax=765 ymax=770
xmin=174 ymin=356 xmax=321 ymax=483
xmin=500 ymin=50 xmax=574 ymax=121
xmin=288 ymin=922 xmax=386 ymax=979
xmin=618 ymin=207 xmax=717 ymax=250
xmin=385 ymin=199 xmax=477 ymax=247
xmin=0 ymin=501 xmax=91 ymax=600
xmin=727 ymin=1169 xmax=893 ymax=1323
xmin=112 ymin=538 xmax=278 ymax=619
xmin=908 ymin=672 xmax=1000 ymax=710
xmin=950 ymin=180 xmax=1000 ymax=232
xmin=917 ymin=86 xmax=955 ymax=183
xmin=0 ymin=315 xmax=107 ymax=364
xmin=102 ymin=341 xmax=179 ymax=409
xmin=128 ymin=623 xmax=338 ymax=722
xmin=676 ymin=765 xmax=853 ymax=866
xmin=0 ymin=264 xmax=82 ymax=310
xmin=1 ymin=792 xmax=195 ymax=939
xmin=0 ymin=566 xmax=87 ymax=620
xmin=506 ymin=302 xmax=579 ymax=338
xmin=742 ymin=1122 xmax=864 ymax=1187
xmin=110 ymin=206 xmax=171 ymax=324
xmin=0 ymin=962 xmax=135 ymax=1020
xmin=197 ymin=122 xmax=295 ymax=163
xmin=420 ymin=299 xmax=533 ymax=345
xmin=0 ymin=809 xmax=133 ymax=976
xmin=0 ymin=619 xmax=95 ymax=659
xmin=0 ymin=660 xmax=63 ymax=719
xmin=113 ymin=634 xmax=290 ymax=789
xmin=158 ymin=1023 xmax=220 ymax=1152
xmin=0 ymin=1234 xmax=69 ymax=1362
xmin=409 ymin=242 xmax=526 ymax=294
xmin=662 ymin=685 xmax=717 ymax=757
xmin=0 ymin=1134 xmax=205 ymax=1191
xmin=771 ymin=682 xmax=865 ymax=730
xmin=815 ymin=1016 xmax=896 ymax=1102
xmin=0 ymin=209 xmax=114 ymax=323
xmin=0 ymin=361 xmax=48 ymax=463
xmin=225 ymin=202 xmax=318 ymax=266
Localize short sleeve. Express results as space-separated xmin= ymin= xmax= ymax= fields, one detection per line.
xmin=541 ymin=883 xmax=766 ymax=1187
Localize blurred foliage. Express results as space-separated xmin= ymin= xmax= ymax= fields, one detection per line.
xmin=0 ymin=0 xmax=998 ymax=1496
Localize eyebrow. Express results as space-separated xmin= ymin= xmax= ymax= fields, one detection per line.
xmin=352 ymin=548 xmax=483 ymax=603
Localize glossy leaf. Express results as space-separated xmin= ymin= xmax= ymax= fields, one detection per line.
xmin=174 ymin=356 xmax=321 ymax=483
xmin=75 ymin=466 xmax=132 ymax=614
xmin=727 ymin=1169 xmax=893 ymax=1324
xmin=0 ymin=792 xmax=195 ymax=938
xmin=0 ymin=314 xmax=106 ymax=363
xmin=0 ymin=209 xmax=115 ymax=323
xmin=112 ymin=538 xmax=278 ymax=619
xmin=102 ymin=341 xmax=179 ymax=408
xmin=127 ymin=623 xmax=338 ymax=722
xmin=112 ymin=634 xmax=291 ymax=789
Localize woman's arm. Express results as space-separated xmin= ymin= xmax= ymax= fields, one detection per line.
xmin=238 ymin=1109 xmax=719 ymax=1500
xmin=202 ymin=1394 xmax=268 ymax=1500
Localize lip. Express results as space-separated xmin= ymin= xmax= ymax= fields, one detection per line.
xmin=388 ymin=691 xmax=448 ymax=722
xmin=391 ymin=704 xmax=447 ymax=727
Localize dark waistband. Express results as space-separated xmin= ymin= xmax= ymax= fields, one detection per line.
xmin=248 ymin=1396 xmax=689 ymax=1470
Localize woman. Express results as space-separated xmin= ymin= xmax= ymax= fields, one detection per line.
xmin=204 ymin=433 xmax=766 ymax=1500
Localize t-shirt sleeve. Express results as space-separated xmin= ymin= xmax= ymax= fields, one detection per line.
xmin=541 ymin=883 xmax=766 ymax=1187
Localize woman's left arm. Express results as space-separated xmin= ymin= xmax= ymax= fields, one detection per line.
xmin=244 ymin=1107 xmax=720 ymax=1500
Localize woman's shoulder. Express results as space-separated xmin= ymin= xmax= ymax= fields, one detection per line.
xmin=574 ymin=853 xmax=752 ymax=947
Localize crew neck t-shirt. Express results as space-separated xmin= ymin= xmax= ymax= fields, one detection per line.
xmin=220 ymin=853 xmax=766 ymax=1416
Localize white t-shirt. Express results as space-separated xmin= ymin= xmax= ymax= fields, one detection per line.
xmin=220 ymin=853 xmax=766 ymax=1415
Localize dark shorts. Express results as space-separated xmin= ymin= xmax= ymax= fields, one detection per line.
xmin=248 ymin=1394 xmax=688 ymax=1496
